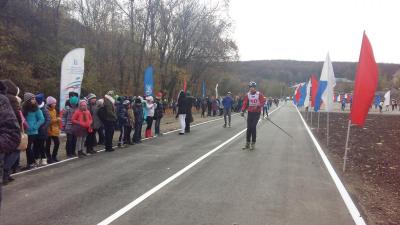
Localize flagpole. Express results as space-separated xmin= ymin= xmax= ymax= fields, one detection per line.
xmin=317 ymin=111 xmax=320 ymax=131
xmin=343 ymin=120 xmax=351 ymax=172
xmin=310 ymin=110 xmax=313 ymax=127
xmin=327 ymin=112 xmax=330 ymax=146
xmin=306 ymin=107 xmax=309 ymax=121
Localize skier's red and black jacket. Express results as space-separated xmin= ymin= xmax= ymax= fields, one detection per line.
xmin=241 ymin=91 xmax=266 ymax=113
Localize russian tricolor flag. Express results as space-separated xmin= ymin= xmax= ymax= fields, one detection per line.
xmin=314 ymin=53 xmax=336 ymax=112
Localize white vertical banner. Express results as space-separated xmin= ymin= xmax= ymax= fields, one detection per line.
xmin=60 ymin=48 xmax=85 ymax=111
xmin=215 ymin=83 xmax=219 ymax=99
xmin=384 ymin=90 xmax=390 ymax=106
xmin=304 ymin=79 xmax=311 ymax=107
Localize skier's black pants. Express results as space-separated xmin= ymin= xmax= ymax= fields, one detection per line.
xmin=246 ymin=112 xmax=260 ymax=143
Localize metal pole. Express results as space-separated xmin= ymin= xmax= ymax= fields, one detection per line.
xmin=310 ymin=110 xmax=313 ymax=127
xmin=327 ymin=112 xmax=329 ymax=146
xmin=317 ymin=111 xmax=320 ymax=131
xmin=306 ymin=108 xmax=309 ymax=121
xmin=343 ymin=120 xmax=351 ymax=172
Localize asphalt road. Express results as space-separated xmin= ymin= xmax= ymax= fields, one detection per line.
xmin=1 ymin=104 xmax=356 ymax=225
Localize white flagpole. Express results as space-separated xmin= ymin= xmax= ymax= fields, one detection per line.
xmin=343 ymin=120 xmax=351 ymax=172
xmin=327 ymin=112 xmax=330 ymax=146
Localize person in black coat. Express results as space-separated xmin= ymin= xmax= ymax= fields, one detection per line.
xmin=184 ymin=91 xmax=194 ymax=133
xmin=176 ymin=91 xmax=186 ymax=135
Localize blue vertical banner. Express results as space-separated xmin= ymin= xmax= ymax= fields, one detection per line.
xmin=144 ymin=65 xmax=154 ymax=96
xmin=374 ymin=95 xmax=381 ymax=108
xmin=202 ymin=80 xmax=206 ymax=98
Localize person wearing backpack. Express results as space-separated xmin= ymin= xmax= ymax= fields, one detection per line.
xmin=62 ymin=92 xmax=79 ymax=157
xmin=0 ymin=80 xmax=21 ymax=211
xmin=103 ymin=91 xmax=117 ymax=152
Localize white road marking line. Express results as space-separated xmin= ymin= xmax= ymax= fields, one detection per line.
xmin=295 ymin=105 xmax=366 ymax=225
xmin=11 ymin=114 xmax=238 ymax=176
xmin=162 ymin=113 xmax=239 ymax=134
xmin=96 ymin=106 xmax=282 ymax=225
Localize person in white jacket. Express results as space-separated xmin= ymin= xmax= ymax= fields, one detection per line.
xmin=145 ymin=96 xmax=155 ymax=138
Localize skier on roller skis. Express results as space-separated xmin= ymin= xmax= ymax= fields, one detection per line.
xmin=240 ymin=81 xmax=266 ymax=150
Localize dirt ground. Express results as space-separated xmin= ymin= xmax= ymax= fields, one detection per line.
xmin=301 ymin=111 xmax=400 ymax=225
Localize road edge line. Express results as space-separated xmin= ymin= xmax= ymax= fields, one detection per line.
xmin=295 ymin=106 xmax=366 ymax=225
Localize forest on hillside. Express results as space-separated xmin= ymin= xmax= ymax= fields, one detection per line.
xmin=1 ymin=0 xmax=399 ymax=99
xmin=0 ymin=0 xmax=237 ymax=98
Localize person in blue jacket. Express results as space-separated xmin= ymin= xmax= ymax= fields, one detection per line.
xmin=222 ymin=91 xmax=234 ymax=128
xmin=22 ymin=92 xmax=45 ymax=168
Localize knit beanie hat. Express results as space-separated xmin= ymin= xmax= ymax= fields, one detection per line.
xmin=79 ymin=100 xmax=87 ymax=107
xmin=24 ymin=92 xmax=35 ymax=103
xmin=69 ymin=96 xmax=79 ymax=105
xmin=46 ymin=96 xmax=57 ymax=106
xmin=1 ymin=79 xmax=19 ymax=96
xmin=36 ymin=93 xmax=45 ymax=105
xmin=87 ymin=93 xmax=97 ymax=101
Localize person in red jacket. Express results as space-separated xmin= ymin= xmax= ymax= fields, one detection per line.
xmin=241 ymin=81 xmax=266 ymax=150
xmin=72 ymin=100 xmax=93 ymax=157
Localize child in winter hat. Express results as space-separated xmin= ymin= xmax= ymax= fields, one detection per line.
xmin=35 ymin=93 xmax=45 ymax=108
xmin=24 ymin=92 xmax=36 ymax=103
xmin=46 ymin=96 xmax=57 ymax=106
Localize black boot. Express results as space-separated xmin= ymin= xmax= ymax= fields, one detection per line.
xmin=52 ymin=155 xmax=59 ymax=162
xmin=3 ymin=170 xmax=10 ymax=185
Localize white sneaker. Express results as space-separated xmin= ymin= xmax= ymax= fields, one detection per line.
xmin=40 ymin=158 xmax=47 ymax=166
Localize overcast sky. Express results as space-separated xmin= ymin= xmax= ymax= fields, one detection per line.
xmin=228 ymin=0 xmax=400 ymax=63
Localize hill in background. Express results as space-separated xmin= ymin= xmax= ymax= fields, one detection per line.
xmin=215 ymin=60 xmax=400 ymax=97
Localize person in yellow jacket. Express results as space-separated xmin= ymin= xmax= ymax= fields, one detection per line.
xmin=45 ymin=96 xmax=60 ymax=163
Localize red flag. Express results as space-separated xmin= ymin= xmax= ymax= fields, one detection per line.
xmin=350 ymin=32 xmax=379 ymax=126
xmin=311 ymin=74 xmax=319 ymax=107
xmin=183 ymin=79 xmax=187 ymax=93
xmin=295 ymin=84 xmax=302 ymax=103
